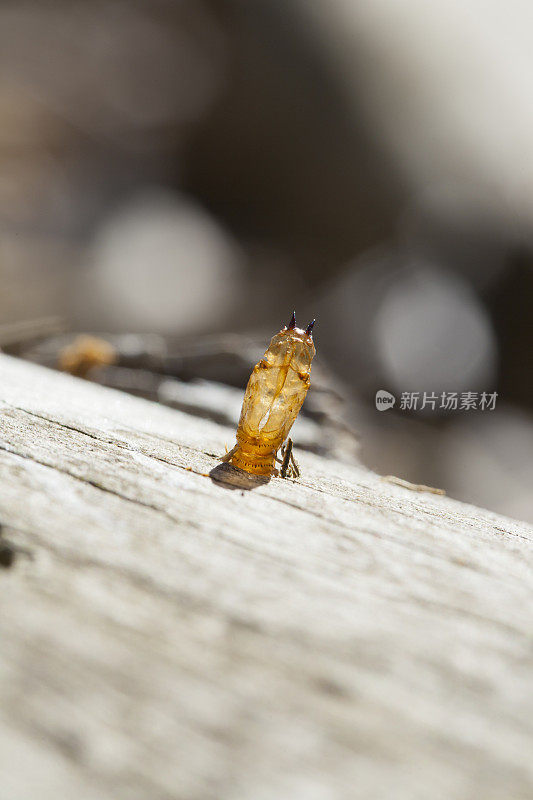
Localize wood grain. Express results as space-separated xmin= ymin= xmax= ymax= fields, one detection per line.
xmin=0 ymin=353 xmax=532 ymax=800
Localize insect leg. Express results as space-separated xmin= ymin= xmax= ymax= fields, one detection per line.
xmin=288 ymin=446 xmax=300 ymax=478
xmin=281 ymin=439 xmax=299 ymax=478
xmin=279 ymin=439 xmax=292 ymax=478
xmin=219 ymin=444 xmax=238 ymax=463
xmin=275 ymin=442 xmax=287 ymax=465
xmin=279 ymin=438 xmax=300 ymax=479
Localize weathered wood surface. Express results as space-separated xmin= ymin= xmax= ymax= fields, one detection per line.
xmin=0 ymin=353 xmax=532 ymax=800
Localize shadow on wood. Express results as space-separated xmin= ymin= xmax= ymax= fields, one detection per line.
xmin=209 ymin=462 xmax=271 ymax=491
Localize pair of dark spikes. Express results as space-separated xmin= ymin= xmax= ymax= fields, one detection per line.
xmin=287 ymin=311 xmax=315 ymax=336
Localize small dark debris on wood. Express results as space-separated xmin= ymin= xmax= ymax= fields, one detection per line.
xmin=0 ymin=522 xmax=33 ymax=568
xmin=0 ymin=541 xmax=15 ymax=568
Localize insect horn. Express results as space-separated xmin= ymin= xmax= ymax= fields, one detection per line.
xmin=305 ymin=319 xmax=316 ymax=336
xmin=287 ymin=310 xmax=297 ymax=330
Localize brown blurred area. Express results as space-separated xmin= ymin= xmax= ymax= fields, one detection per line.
xmin=1 ymin=0 xmax=532 ymax=521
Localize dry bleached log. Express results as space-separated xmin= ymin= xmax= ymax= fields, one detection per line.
xmin=0 ymin=353 xmax=532 ymax=800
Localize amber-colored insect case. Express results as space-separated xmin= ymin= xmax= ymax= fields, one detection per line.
xmin=221 ymin=312 xmax=315 ymax=476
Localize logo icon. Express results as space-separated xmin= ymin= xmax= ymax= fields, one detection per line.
xmin=375 ymin=389 xmax=396 ymax=411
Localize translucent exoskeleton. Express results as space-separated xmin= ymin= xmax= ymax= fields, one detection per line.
xmin=220 ymin=312 xmax=315 ymax=476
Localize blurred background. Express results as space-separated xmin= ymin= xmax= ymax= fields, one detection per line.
xmin=1 ymin=0 xmax=532 ymax=522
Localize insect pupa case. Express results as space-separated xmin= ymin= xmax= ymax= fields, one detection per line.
xmin=220 ymin=313 xmax=316 ymax=476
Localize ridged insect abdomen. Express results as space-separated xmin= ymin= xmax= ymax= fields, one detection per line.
xmin=221 ymin=312 xmax=315 ymax=476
